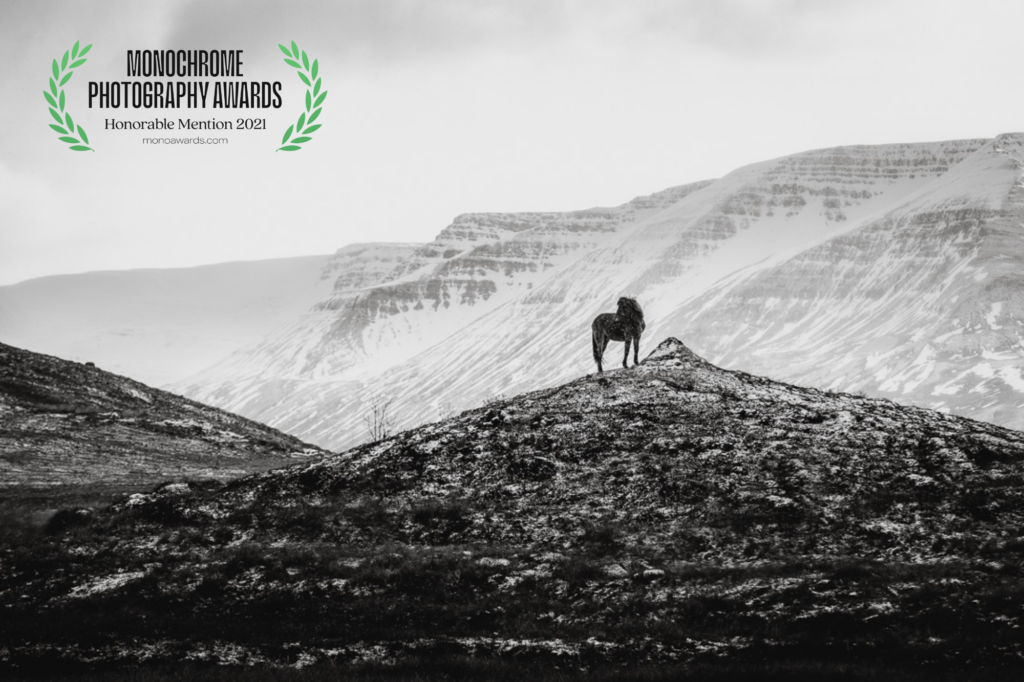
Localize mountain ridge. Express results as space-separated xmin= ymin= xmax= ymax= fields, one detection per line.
xmin=667 ymin=132 xmax=1024 ymax=430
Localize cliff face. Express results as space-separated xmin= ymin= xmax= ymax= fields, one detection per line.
xmin=7 ymin=340 xmax=1024 ymax=671
xmin=174 ymin=136 xmax=1024 ymax=452
xmin=666 ymin=133 xmax=1024 ymax=431
xmin=319 ymin=242 xmax=422 ymax=293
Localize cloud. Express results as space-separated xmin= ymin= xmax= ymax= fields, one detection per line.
xmin=602 ymin=0 xmax=903 ymax=56
xmin=160 ymin=0 xmax=894 ymax=67
xmin=0 ymin=0 xmax=904 ymax=80
xmin=0 ymin=161 xmax=87 ymax=285
xmin=0 ymin=1 xmax=180 ymax=62
xmin=0 ymin=0 xmax=185 ymax=167
xmin=163 ymin=0 xmax=569 ymax=67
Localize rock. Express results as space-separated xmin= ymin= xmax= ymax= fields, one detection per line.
xmin=604 ymin=564 xmax=629 ymax=578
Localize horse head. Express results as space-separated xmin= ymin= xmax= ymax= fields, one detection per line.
xmin=617 ymin=297 xmax=644 ymax=324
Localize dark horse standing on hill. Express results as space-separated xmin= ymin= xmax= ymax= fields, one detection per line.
xmin=591 ymin=297 xmax=645 ymax=373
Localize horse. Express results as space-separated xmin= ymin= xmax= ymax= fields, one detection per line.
xmin=591 ymin=297 xmax=645 ymax=373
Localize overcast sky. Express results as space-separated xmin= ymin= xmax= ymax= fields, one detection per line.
xmin=1 ymin=0 xmax=1021 ymax=285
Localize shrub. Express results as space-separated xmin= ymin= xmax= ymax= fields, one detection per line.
xmin=364 ymin=393 xmax=396 ymax=443
xmin=580 ymin=520 xmax=623 ymax=555
xmin=343 ymin=497 xmax=392 ymax=530
xmin=411 ymin=498 xmax=470 ymax=528
xmin=555 ymin=556 xmax=604 ymax=587
xmin=132 ymin=497 xmax=194 ymax=526
xmin=45 ymin=508 xmax=93 ymax=535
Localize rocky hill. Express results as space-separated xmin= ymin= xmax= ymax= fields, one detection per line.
xmin=170 ymin=135 xmax=1024 ymax=453
xmin=0 ymin=342 xmax=326 ymax=488
xmin=4 ymin=339 xmax=1023 ymax=675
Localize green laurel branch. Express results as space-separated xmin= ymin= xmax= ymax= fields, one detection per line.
xmin=277 ymin=41 xmax=326 ymax=152
xmin=45 ymin=40 xmax=93 ymax=151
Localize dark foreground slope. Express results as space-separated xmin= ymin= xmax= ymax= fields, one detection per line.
xmin=3 ymin=339 xmax=1024 ymax=677
xmin=0 ymin=341 xmax=325 ymax=489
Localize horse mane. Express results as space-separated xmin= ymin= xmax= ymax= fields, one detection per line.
xmin=617 ymin=297 xmax=644 ymax=325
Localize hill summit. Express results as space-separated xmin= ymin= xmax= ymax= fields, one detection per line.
xmin=5 ymin=339 xmax=1024 ymax=674
xmin=215 ymin=336 xmax=1024 ymax=563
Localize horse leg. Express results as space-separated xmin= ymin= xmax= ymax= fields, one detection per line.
xmin=593 ymin=331 xmax=605 ymax=373
xmin=623 ymin=337 xmax=631 ymax=369
xmin=633 ymin=334 xmax=641 ymax=366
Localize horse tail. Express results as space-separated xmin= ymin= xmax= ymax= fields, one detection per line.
xmin=592 ymin=317 xmax=608 ymax=372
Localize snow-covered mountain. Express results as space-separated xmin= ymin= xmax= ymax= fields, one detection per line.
xmin=0 ymin=256 xmax=335 ymax=386
xmin=168 ymin=183 xmax=713 ymax=440
xmin=669 ymin=133 xmax=1024 ymax=430
xmin=171 ymin=133 xmax=1024 ymax=451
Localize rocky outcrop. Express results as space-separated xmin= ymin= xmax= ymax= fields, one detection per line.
xmin=319 ymin=242 xmax=422 ymax=293
xmin=6 ymin=340 xmax=1024 ymax=672
xmin=215 ymin=337 xmax=1024 ymax=562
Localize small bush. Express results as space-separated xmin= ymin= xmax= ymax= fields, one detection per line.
xmin=343 ymin=497 xmax=392 ymax=530
xmin=132 ymin=497 xmax=194 ymax=526
xmin=275 ymin=502 xmax=330 ymax=537
xmin=0 ymin=507 xmax=52 ymax=546
xmin=580 ymin=520 xmax=623 ymax=555
xmin=45 ymin=508 xmax=93 ymax=535
xmin=364 ymin=393 xmax=396 ymax=443
xmin=555 ymin=556 xmax=603 ymax=587
xmin=411 ymin=498 xmax=470 ymax=528
xmin=406 ymin=499 xmax=474 ymax=544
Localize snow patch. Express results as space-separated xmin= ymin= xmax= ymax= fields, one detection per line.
xmin=68 ymin=571 xmax=146 ymax=599
xmin=986 ymin=302 xmax=1004 ymax=330
xmin=123 ymin=386 xmax=152 ymax=403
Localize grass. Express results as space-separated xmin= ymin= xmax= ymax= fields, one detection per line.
xmin=7 ymin=657 xmax=1024 ymax=682
xmin=3 ymin=484 xmax=1024 ymax=678
xmin=0 ymin=483 xmax=142 ymax=545
xmin=5 ymin=535 xmax=1018 ymax=665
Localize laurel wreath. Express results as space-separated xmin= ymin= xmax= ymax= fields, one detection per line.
xmin=277 ymin=41 xmax=327 ymax=152
xmin=45 ymin=41 xmax=93 ymax=152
